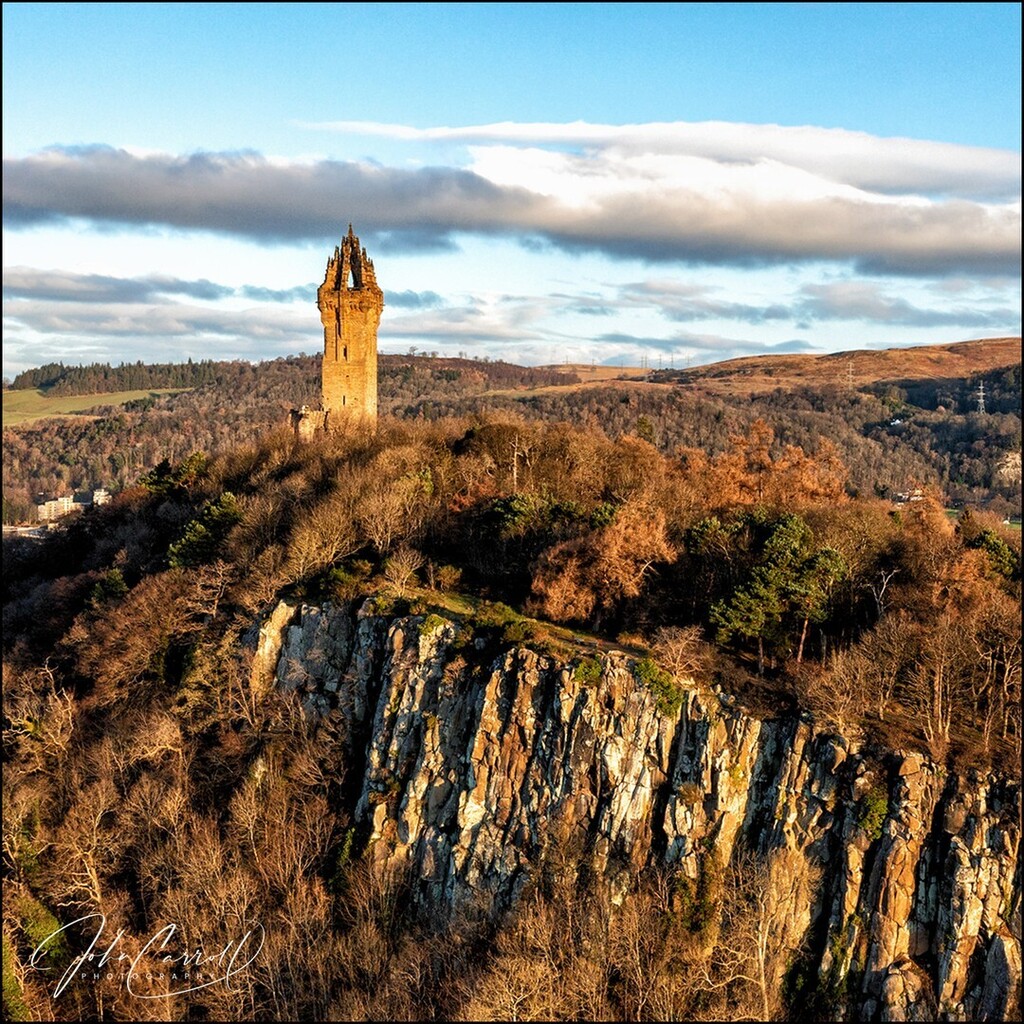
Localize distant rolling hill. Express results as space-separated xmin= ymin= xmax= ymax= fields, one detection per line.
xmin=654 ymin=337 xmax=1021 ymax=395
xmin=2 ymin=339 xmax=1019 ymax=517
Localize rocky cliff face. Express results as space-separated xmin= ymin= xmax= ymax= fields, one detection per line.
xmin=253 ymin=598 xmax=1021 ymax=1022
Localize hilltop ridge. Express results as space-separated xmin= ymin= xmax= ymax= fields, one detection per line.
xmin=3 ymin=336 xmax=1020 ymax=523
xmin=654 ymin=336 xmax=1021 ymax=395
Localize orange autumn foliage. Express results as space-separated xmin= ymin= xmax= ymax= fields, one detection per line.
xmin=678 ymin=419 xmax=847 ymax=508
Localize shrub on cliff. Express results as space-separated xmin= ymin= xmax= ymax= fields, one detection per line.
xmin=636 ymin=657 xmax=684 ymax=716
xmin=857 ymin=786 xmax=889 ymax=841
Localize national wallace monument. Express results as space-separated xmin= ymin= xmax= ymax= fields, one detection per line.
xmin=291 ymin=225 xmax=384 ymax=438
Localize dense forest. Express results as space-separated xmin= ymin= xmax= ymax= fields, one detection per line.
xmin=1 ymin=356 xmax=579 ymax=521
xmin=5 ymin=353 xmax=579 ymax=397
xmin=2 ymin=408 xmax=1020 ymax=1020
xmin=400 ymin=364 xmax=1021 ymax=514
xmin=3 ymin=355 xmax=1019 ymax=523
xmin=7 ymin=359 xmax=228 ymax=395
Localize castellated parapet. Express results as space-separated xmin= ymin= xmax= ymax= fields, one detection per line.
xmin=292 ymin=225 xmax=383 ymax=437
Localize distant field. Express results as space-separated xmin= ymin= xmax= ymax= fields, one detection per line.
xmin=546 ymin=363 xmax=648 ymax=381
xmin=488 ymin=363 xmax=655 ymax=398
xmin=2 ymin=388 xmax=187 ymax=427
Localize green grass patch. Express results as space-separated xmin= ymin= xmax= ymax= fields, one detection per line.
xmin=2 ymin=388 xmax=188 ymax=427
xmin=418 ymin=613 xmax=449 ymax=637
xmin=361 ymin=585 xmax=636 ymax=665
xmin=471 ymin=601 xmax=521 ymax=630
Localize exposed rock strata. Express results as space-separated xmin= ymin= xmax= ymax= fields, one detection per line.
xmin=258 ymin=599 xmax=1022 ymax=1021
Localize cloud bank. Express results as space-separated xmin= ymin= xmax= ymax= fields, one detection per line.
xmin=306 ymin=119 xmax=1022 ymax=200
xmin=4 ymin=117 xmax=1020 ymax=276
xmin=618 ymin=279 xmax=1019 ymax=330
xmin=3 ymin=267 xmax=235 ymax=303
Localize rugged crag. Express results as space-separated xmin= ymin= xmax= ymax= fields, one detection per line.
xmin=251 ymin=599 xmax=1022 ymax=1022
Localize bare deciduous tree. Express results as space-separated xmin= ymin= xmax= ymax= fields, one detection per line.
xmin=284 ymin=492 xmax=359 ymax=582
xmin=704 ymin=848 xmax=821 ymax=1021
xmin=652 ymin=625 xmax=708 ymax=681
xmin=383 ymin=545 xmax=423 ymax=597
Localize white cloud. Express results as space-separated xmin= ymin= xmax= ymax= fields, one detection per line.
xmin=4 ymin=297 xmax=313 ymax=340
xmin=4 ymin=122 xmax=1019 ymax=276
xmin=4 ymin=115 xmax=1020 ymax=372
xmin=305 ymin=118 xmax=1021 ymax=199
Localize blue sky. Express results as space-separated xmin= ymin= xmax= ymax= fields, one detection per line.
xmin=3 ymin=2 xmax=1021 ymax=375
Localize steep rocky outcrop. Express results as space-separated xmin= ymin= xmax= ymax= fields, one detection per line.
xmin=255 ymin=598 xmax=1022 ymax=1022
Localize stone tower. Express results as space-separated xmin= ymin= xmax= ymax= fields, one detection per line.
xmin=318 ymin=225 xmax=383 ymax=422
xmin=292 ymin=225 xmax=383 ymax=438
